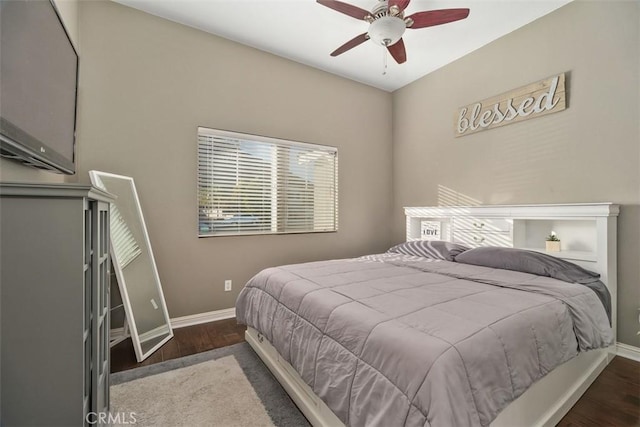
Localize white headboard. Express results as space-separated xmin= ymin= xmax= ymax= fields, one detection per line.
xmin=404 ymin=203 xmax=619 ymax=334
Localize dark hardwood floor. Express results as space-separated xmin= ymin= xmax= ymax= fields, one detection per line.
xmin=110 ymin=318 xmax=246 ymax=372
xmin=111 ymin=319 xmax=640 ymax=426
xmin=558 ymin=355 xmax=640 ymax=426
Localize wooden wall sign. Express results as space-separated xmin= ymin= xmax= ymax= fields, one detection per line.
xmin=455 ymin=73 xmax=566 ymax=137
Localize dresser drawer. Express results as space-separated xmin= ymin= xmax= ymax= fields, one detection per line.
xmin=453 ymin=217 xmax=512 ymax=233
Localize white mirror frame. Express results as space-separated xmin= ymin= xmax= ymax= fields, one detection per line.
xmin=89 ymin=170 xmax=173 ymax=362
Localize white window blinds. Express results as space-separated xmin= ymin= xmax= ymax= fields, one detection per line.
xmin=198 ymin=127 xmax=338 ymax=236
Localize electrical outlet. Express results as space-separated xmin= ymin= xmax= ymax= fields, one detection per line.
xmin=224 ymin=280 xmax=232 ymax=292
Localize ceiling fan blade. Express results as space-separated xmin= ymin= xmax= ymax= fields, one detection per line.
xmin=331 ymin=33 xmax=369 ymax=56
xmin=388 ymin=0 xmax=411 ymax=13
xmin=317 ymin=0 xmax=372 ymax=20
xmin=406 ymin=8 xmax=470 ymax=29
xmin=387 ymin=38 xmax=407 ymax=64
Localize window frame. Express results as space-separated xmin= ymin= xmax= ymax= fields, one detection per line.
xmin=197 ymin=127 xmax=339 ymax=238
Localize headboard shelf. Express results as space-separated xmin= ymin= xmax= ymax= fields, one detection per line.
xmin=404 ymin=203 xmax=619 ymax=220
xmin=518 ymin=248 xmax=597 ymax=263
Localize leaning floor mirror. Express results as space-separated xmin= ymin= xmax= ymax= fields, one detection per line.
xmin=90 ymin=171 xmax=173 ymax=362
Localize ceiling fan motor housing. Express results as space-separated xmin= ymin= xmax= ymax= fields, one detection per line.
xmin=368 ymin=16 xmax=406 ymax=46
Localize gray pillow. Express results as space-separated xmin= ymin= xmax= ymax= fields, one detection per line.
xmin=387 ymin=240 xmax=470 ymax=261
xmin=453 ymin=246 xmax=610 ymax=323
xmin=453 ymin=246 xmax=601 ymax=284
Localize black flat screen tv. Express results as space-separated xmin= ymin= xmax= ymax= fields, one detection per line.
xmin=0 ymin=0 xmax=78 ymax=175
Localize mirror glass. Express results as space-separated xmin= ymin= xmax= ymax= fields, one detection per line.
xmin=90 ymin=171 xmax=173 ymax=361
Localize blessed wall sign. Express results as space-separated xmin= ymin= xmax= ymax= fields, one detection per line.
xmin=455 ymin=73 xmax=566 ymax=137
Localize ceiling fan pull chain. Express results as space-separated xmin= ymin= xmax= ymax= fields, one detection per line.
xmin=382 ymin=48 xmax=388 ymax=75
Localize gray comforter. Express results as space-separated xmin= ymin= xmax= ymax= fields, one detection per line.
xmin=236 ymin=254 xmax=613 ymax=427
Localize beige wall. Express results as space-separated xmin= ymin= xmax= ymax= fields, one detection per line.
xmin=392 ymin=1 xmax=640 ymax=345
xmin=0 ymin=0 xmax=79 ymax=183
xmin=76 ymin=1 xmax=394 ymax=318
xmin=53 ymin=0 xmax=79 ymax=49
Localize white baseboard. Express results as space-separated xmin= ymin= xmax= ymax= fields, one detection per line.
xmin=111 ymin=326 xmax=125 ymax=337
xmin=170 ymin=307 xmax=236 ymax=329
xmin=109 ymin=326 xmax=129 ymax=347
xmin=616 ymin=342 xmax=640 ymax=362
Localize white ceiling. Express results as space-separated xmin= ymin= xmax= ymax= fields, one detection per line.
xmin=113 ymin=0 xmax=572 ymax=92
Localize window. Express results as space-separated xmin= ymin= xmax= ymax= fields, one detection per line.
xmin=198 ymin=127 xmax=338 ymax=236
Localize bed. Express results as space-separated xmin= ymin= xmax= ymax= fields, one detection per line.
xmin=236 ymin=203 xmax=618 ymax=427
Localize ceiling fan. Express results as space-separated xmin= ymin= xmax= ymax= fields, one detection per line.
xmin=317 ymin=0 xmax=470 ymax=64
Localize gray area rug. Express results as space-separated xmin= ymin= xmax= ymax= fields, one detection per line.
xmin=111 ymin=342 xmax=310 ymax=427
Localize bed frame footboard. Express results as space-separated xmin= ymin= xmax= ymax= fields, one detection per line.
xmin=245 ymin=327 xmax=344 ymax=427
xmin=246 ymin=327 xmax=613 ymax=427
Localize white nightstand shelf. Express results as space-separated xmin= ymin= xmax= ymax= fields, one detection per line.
xmin=520 ymin=248 xmax=597 ymax=263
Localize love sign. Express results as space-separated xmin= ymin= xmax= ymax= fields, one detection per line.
xmin=421 ymin=221 xmax=441 ymax=241
xmin=455 ymin=73 xmax=566 ymax=137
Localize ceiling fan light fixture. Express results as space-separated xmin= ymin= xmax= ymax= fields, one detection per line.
xmin=317 ymin=0 xmax=471 ymax=64
xmin=368 ymin=16 xmax=406 ymax=46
